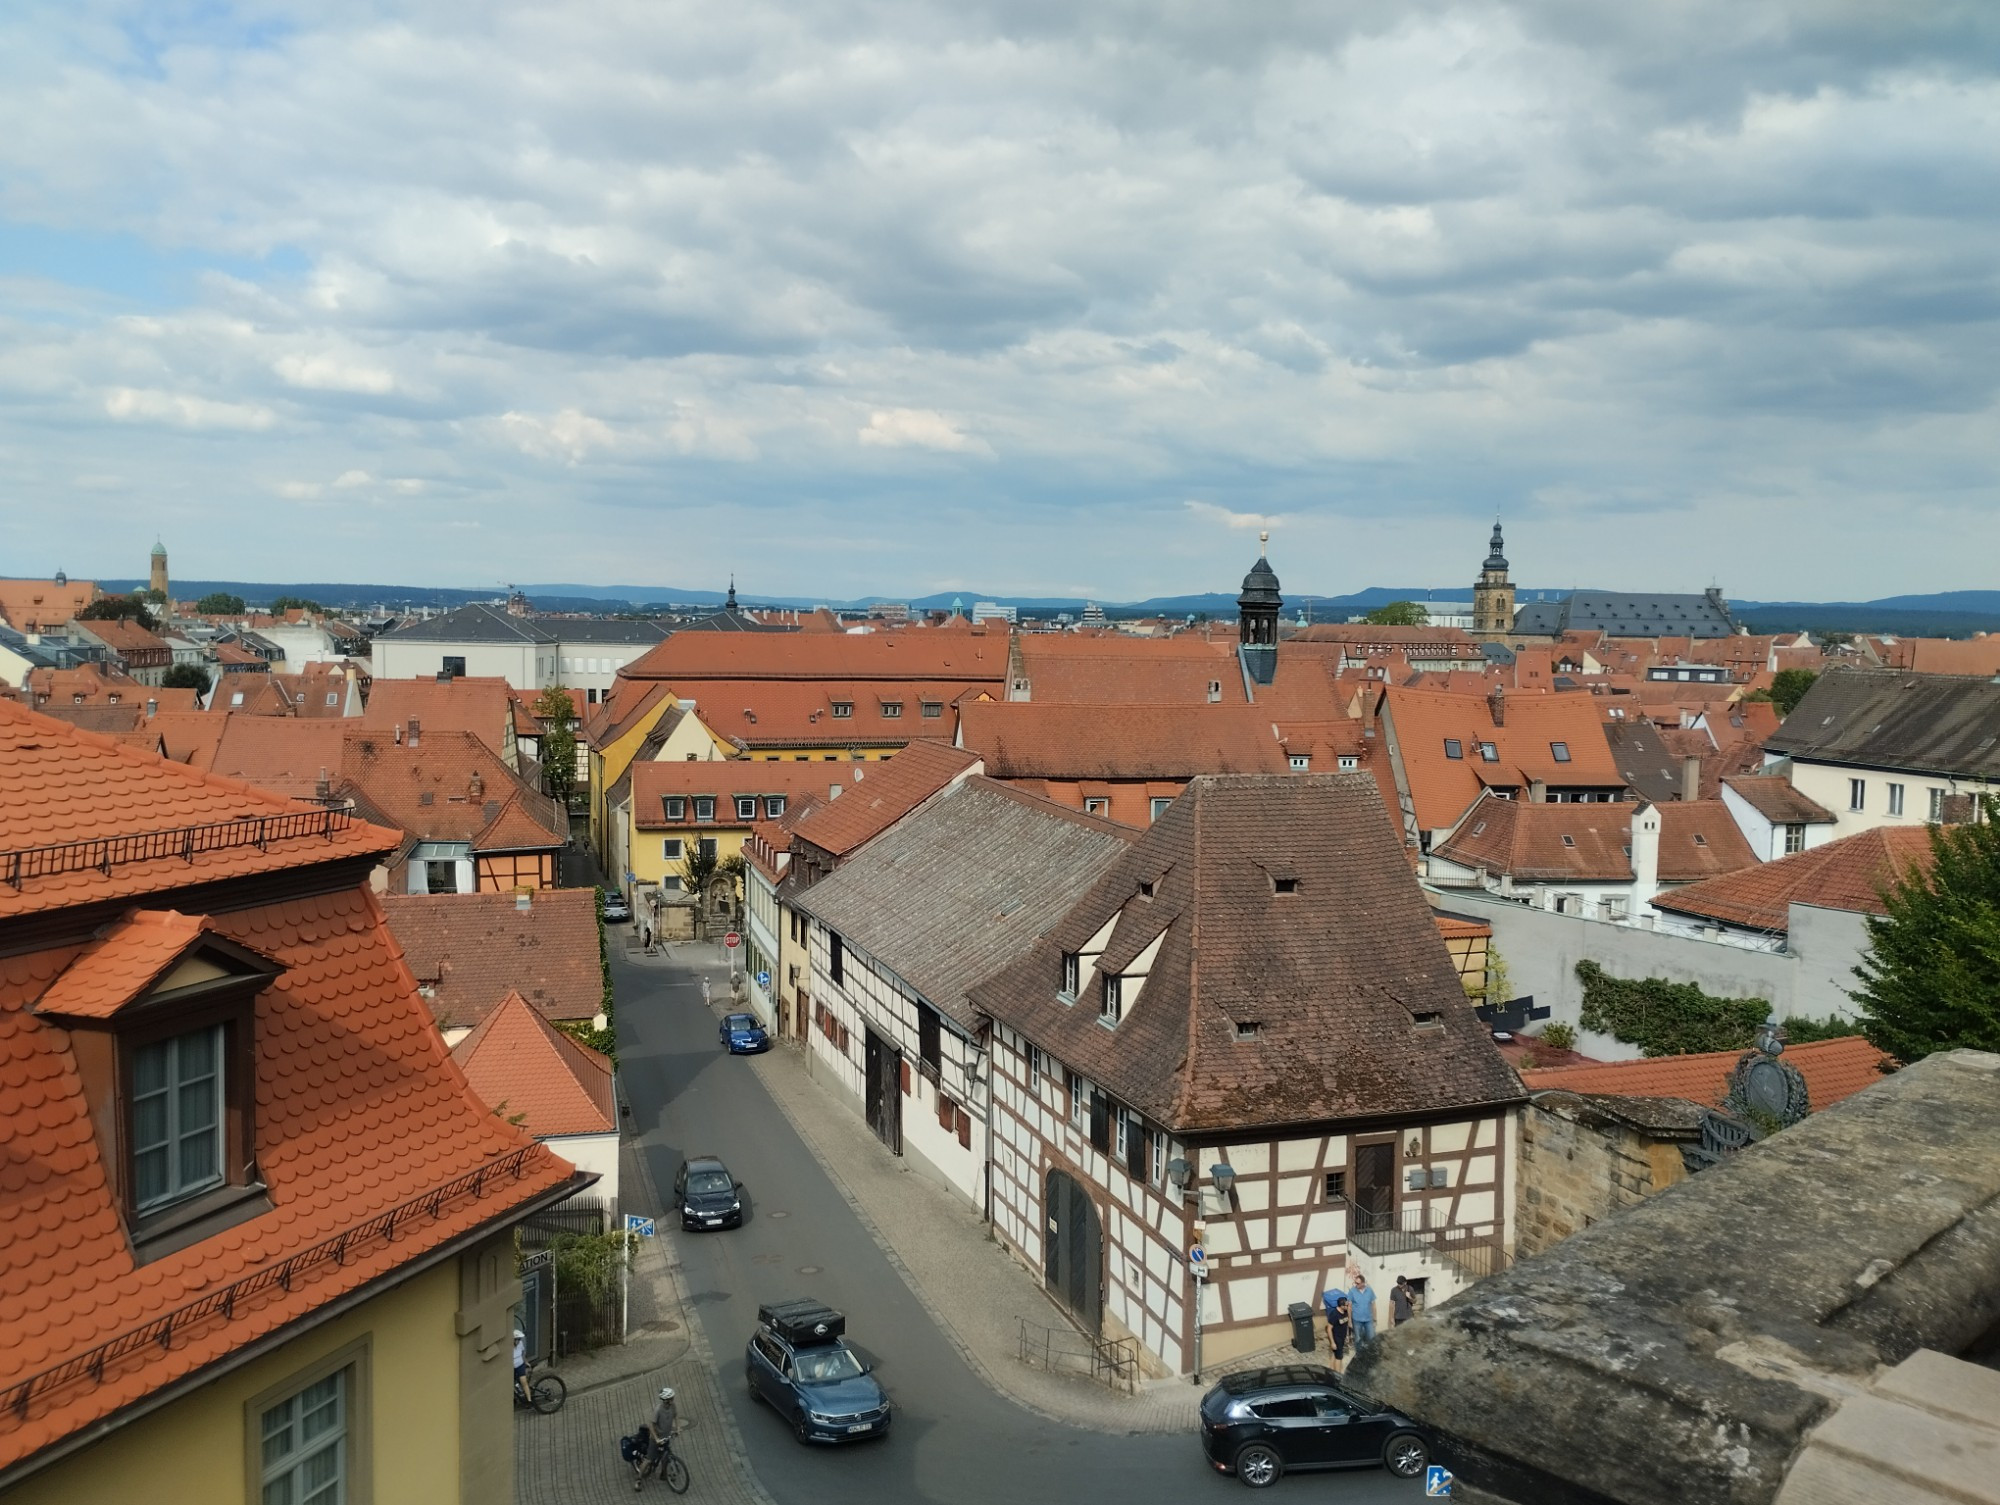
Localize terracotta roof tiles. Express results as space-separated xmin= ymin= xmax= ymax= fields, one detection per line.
xmin=31 ymin=911 xmax=221 ymax=1020
xmin=1382 ymin=686 xmax=1626 ymax=832
xmin=1652 ymin=825 xmax=1936 ymax=933
xmin=1435 ymin=794 xmax=1758 ymax=883
xmin=957 ymin=702 xmax=1288 ymax=782
xmin=381 ymin=889 xmax=604 ymax=1030
xmin=451 ymin=990 xmax=615 ymax=1138
xmin=787 ymin=739 xmax=982 ymax=857
xmin=1521 ymin=1036 xmax=1895 ymax=1112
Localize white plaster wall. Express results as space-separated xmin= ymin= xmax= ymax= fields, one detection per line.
xmin=1787 ymin=759 xmax=1991 ymax=839
xmin=542 ymin=1131 xmax=620 ymax=1206
xmin=373 ymin=636 xmax=546 ymax=689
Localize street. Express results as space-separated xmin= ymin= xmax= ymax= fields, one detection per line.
xmin=614 ymin=946 xmax=1429 ymax=1504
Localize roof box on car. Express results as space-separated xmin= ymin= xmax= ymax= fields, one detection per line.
xmin=758 ymin=1298 xmax=846 ymax=1347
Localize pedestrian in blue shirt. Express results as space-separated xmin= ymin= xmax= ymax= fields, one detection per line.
xmin=1348 ymin=1273 xmax=1378 ymax=1346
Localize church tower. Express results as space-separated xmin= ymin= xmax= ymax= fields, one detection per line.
xmin=149 ymin=538 xmax=169 ymax=599
xmin=1237 ymin=531 xmax=1282 ymax=687
xmin=1472 ymin=520 xmax=1514 ymax=639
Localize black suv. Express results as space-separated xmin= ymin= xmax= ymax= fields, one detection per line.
xmin=1199 ymin=1365 xmax=1430 ymax=1488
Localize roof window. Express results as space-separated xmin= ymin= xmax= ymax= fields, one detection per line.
xmin=830 ymin=701 xmax=853 ymax=719
xmin=1273 ymin=877 xmax=1299 ymax=895
xmin=1444 ymin=739 xmax=1463 ymax=760
xmin=1138 ymin=881 xmax=1155 ymax=899
xmin=1471 ymin=820 xmax=1487 ymax=837
xmin=1234 ymin=1021 xmax=1262 ymax=1040
xmin=1550 ymin=742 xmax=1572 ymax=763
xmin=1479 ymin=742 xmax=1498 ymax=762
xmin=1560 ymin=834 xmax=1575 ymax=847
xmin=1692 ymin=833 xmax=1707 ymax=846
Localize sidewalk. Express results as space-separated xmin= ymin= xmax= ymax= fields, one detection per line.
xmin=516 ymin=1137 xmax=775 ymax=1505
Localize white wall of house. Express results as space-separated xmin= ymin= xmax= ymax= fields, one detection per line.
xmin=373 ymin=636 xmax=550 ymax=689
xmin=557 ymin=649 xmax=650 ymax=703
xmin=255 ymin=622 xmax=343 ymax=670
xmin=805 ymin=921 xmax=986 ymax=1207
xmin=542 ymin=1130 xmax=620 ymax=1206
xmin=1781 ymin=757 xmax=1993 ymax=839
xmin=1718 ymin=782 xmax=1836 ymax=861
xmin=743 ymin=865 xmax=783 ymax=1030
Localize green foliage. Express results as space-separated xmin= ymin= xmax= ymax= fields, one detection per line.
xmin=1850 ymin=814 xmax=2000 ymax=1061
xmin=195 ymin=592 xmax=246 ymax=614
xmin=268 ymin=595 xmax=324 ymax=614
xmin=716 ymin=852 xmax=746 ymax=910
xmin=1775 ymin=1014 xmax=1856 ymax=1044
xmin=161 ymin=662 xmax=212 ymax=694
xmin=1768 ymin=668 xmax=1819 ymax=716
xmin=1574 ymin=960 xmax=1773 ymax=1056
xmin=565 ymin=885 xmax=617 ymax=1061
xmin=534 ymin=685 xmax=580 ymax=807
xmin=680 ymin=843 xmax=718 ymax=902
xmin=1815 ymin=630 xmax=1855 ymax=650
xmin=78 ymin=594 xmax=158 ymax=631
xmin=548 ymin=1229 xmax=636 ymax=1304
xmin=1462 ymin=945 xmax=1511 ymax=1007
xmin=1362 ymin=600 xmax=1429 ymax=627
xmin=1539 ymin=1021 xmax=1577 ymax=1052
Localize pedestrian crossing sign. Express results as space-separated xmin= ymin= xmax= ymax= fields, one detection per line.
xmin=1426 ymin=1464 xmax=1454 ymax=1496
xmin=624 ymin=1214 xmax=656 ymax=1237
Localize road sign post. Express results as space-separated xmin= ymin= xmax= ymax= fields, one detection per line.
xmin=1189 ymin=1244 xmax=1208 ymax=1383
xmin=623 ymin=1214 xmax=655 ymax=1238
xmin=723 ymin=931 xmax=741 ymax=949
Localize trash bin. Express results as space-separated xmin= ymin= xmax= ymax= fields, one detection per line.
xmin=1288 ymin=1301 xmax=1316 ymax=1353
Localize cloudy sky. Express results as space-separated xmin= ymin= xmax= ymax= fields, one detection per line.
xmin=2 ymin=1 xmax=1995 ymax=602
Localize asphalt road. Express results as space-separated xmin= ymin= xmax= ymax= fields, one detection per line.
xmin=615 ymin=949 xmax=1428 ymax=1505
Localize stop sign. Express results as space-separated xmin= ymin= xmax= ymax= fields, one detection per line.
xmin=723 ymin=931 xmax=741 ymax=949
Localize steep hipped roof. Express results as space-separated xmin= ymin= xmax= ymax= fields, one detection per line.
xmin=374 ymin=602 xmax=556 ymax=643
xmin=1382 ymin=686 xmax=1626 ymax=831
xmin=1720 ymin=775 xmax=1836 ymax=825
xmin=957 ymin=701 xmax=1288 ymax=781
xmin=1435 ymin=794 xmax=1757 ymax=884
xmin=363 ymin=676 xmax=515 ymax=761
xmin=788 ymin=739 xmax=982 ymax=857
xmin=0 ymin=701 xmax=397 ymax=919
xmin=969 ymin=775 xmax=1525 ymax=1133
xmin=792 ymin=778 xmax=1134 ymax=1028
xmin=0 ymin=577 xmax=99 ymax=632
xmin=1521 ymin=1035 xmax=1895 ymax=1113
xmin=451 ymin=990 xmax=615 ymax=1138
xmin=382 ymin=888 xmax=604 ymax=1029
xmin=1513 ymin=590 xmax=1738 ymax=639
xmin=1765 ymin=666 xmax=2000 ymax=778
xmin=1652 ymin=825 xmax=1936 ymax=933
xmin=0 ymin=720 xmax=576 ymax=1472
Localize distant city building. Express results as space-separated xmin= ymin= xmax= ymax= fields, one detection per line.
xmin=971 ymin=601 xmax=1017 ymax=625
xmin=1079 ymin=601 xmax=1106 ymax=626
xmin=148 ymin=537 xmax=168 ymax=599
xmin=872 ymin=601 xmax=911 ymax=625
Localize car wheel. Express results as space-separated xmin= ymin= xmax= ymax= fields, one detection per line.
xmin=792 ymin=1409 xmax=811 ymax=1444
xmin=1234 ymin=1443 xmax=1283 ymax=1489
xmin=1384 ymin=1432 xmax=1429 ymax=1478
xmin=746 ymin=1371 xmax=760 ymax=1403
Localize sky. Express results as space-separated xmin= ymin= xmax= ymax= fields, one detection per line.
xmin=1 ymin=1 xmax=1996 ymax=603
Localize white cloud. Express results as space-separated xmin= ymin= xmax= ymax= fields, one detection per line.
xmin=332 ymin=468 xmax=373 ymax=488
xmin=1185 ymin=500 xmax=1285 ymax=532
xmin=498 ymin=408 xmax=622 ymax=462
xmin=273 ymin=353 xmax=396 ymax=394
xmin=857 ymin=408 xmax=994 ymax=456
xmin=104 ymin=388 xmax=277 ymax=431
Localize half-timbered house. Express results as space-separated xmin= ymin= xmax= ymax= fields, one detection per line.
xmin=968 ymin=773 xmax=1527 ymax=1375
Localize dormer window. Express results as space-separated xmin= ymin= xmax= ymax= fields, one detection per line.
xmin=1411 ymin=1009 xmax=1443 ymax=1029
xmin=765 ymin=796 xmax=786 ymax=818
xmin=1060 ymin=951 xmax=1080 ymax=998
xmin=880 ymin=701 xmax=903 ymax=719
xmin=1138 ymin=881 xmax=1155 ymax=899
xmin=1234 ymin=1021 xmax=1262 ymax=1040
xmin=134 ymin=1027 xmax=224 ymax=1209
xmin=1099 ymin=974 xmax=1124 ymax=1026
xmin=1085 ymin=797 xmax=1110 ymax=815
xmin=1338 ymin=755 xmax=1358 ymax=770
xmin=921 ymin=701 xmax=943 ymax=718
xmin=664 ymin=796 xmax=687 ymax=821
xmin=694 ymin=796 xmax=715 ymax=821
xmin=735 ymin=796 xmax=757 ymax=820
xmin=830 ymin=701 xmax=853 ymax=719
xmin=1290 ymin=755 xmax=1310 ymax=771
xmin=1479 ymin=743 xmax=1498 ymax=762
xmin=1273 ymin=877 xmax=1299 ymax=895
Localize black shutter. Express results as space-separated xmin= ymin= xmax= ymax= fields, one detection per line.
xmin=1089 ymin=1092 xmax=1109 ymax=1153
xmin=1126 ymin=1121 xmax=1149 ymax=1182
xmin=830 ymin=933 xmax=844 ymax=985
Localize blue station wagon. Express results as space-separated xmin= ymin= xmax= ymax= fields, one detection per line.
xmin=745 ymin=1300 xmax=891 ymax=1444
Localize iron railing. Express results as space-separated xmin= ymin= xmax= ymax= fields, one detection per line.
xmin=1016 ymin=1317 xmax=1140 ymax=1393
xmin=1350 ymin=1206 xmax=1508 ymax=1282
xmin=2 ymin=1145 xmax=540 ymax=1423
xmin=1 ymin=808 xmax=354 ymax=889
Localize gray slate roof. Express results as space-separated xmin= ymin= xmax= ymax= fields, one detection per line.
xmin=1513 ymin=589 xmax=1737 ymax=639
xmin=791 ymin=777 xmax=1133 ymax=1028
xmin=377 ymin=603 xmax=557 ymax=644
xmin=1602 ymin=721 xmax=1685 ymax=806
xmin=550 ymin=618 xmax=674 ymax=644
xmin=1765 ymin=666 xmax=2000 ymax=778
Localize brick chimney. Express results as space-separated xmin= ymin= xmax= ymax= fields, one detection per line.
xmin=1680 ymin=754 xmax=1702 ymax=803
xmin=1528 ymin=779 xmax=1547 ymax=804
xmin=468 ymin=771 xmax=484 ymax=800
xmin=1488 ymin=685 xmax=1506 ymax=727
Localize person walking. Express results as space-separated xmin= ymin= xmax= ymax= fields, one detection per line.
xmin=1324 ymin=1293 xmax=1354 ymax=1373
xmin=1391 ymin=1276 xmax=1417 ymax=1328
xmin=1348 ymin=1273 xmax=1378 ymax=1347
xmin=634 ymin=1386 xmax=679 ymax=1490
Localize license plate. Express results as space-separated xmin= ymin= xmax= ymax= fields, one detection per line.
xmin=846 ymin=1423 xmax=871 ymax=1433
xmin=704 ymin=1217 xmax=722 ymax=1226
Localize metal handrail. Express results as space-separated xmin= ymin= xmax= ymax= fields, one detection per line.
xmin=2 ymin=1145 xmax=540 ymax=1423
xmin=1015 ymin=1317 xmax=1140 ymax=1393
xmin=1 ymin=808 xmax=354 ymax=889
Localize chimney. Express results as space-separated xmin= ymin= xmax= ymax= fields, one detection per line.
xmin=515 ymin=888 xmax=532 ymax=912
xmin=315 ymin=766 xmax=330 ymax=801
xmin=407 ymin=718 xmax=421 ymax=748
xmin=1680 ymin=754 xmax=1701 ymax=803
xmin=145 ymin=697 xmax=158 ymax=717
xmin=1528 ymin=779 xmax=1547 ymax=804
xmin=469 ymin=771 xmax=484 ymax=800
xmin=1629 ymin=802 xmax=1661 ymax=912
xmin=1488 ymin=685 xmax=1506 ymax=726
xmin=394 ymin=723 xmax=403 ymax=745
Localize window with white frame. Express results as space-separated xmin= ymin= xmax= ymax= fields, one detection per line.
xmin=1149 ymin=796 xmax=1172 ymax=821
xmin=698 ymin=837 xmax=716 ymax=859
xmin=1290 ymin=754 xmax=1310 ymax=771
xmin=1060 ymin=952 xmax=1080 ymax=997
xmin=880 ymin=701 xmax=903 ymax=719
xmin=1099 ymin=974 xmax=1124 ymax=1026
xmin=1066 ymin=1070 xmax=1085 ymax=1124
xmin=694 ymin=796 xmax=715 ymax=821
xmin=260 ymin=1370 xmax=346 ymax=1505
xmin=1783 ymin=823 xmax=1805 ymax=854
xmin=664 ymin=796 xmax=686 ymax=821
xmin=736 ymin=796 xmax=757 ymax=820
xmin=132 ymin=1026 xmax=224 ymax=1211
xmin=765 ymin=796 xmax=786 ymax=818
xmin=920 ymin=701 xmax=942 ymax=718
xmin=829 ymin=701 xmax=853 ymax=719
xmin=1338 ymin=755 xmax=1358 ymax=770
xmin=1887 ymin=783 xmax=1904 ymax=817
xmin=1550 ymin=741 xmax=1572 ymax=763
xmin=1084 ymin=797 xmax=1110 ymax=815
xmin=1849 ymin=778 xmax=1866 ymax=812
xmin=1026 ymin=1043 xmax=1044 ymax=1091
xmin=1929 ymin=787 xmax=1945 ymax=821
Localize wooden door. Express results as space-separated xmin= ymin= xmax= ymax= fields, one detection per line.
xmin=1044 ymin=1169 xmax=1102 ymax=1333
xmin=1353 ymin=1141 xmax=1396 ymax=1234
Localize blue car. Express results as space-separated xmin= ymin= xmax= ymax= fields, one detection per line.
xmin=719 ymin=1012 xmax=770 ymax=1053
xmin=746 ymin=1300 xmax=891 ymax=1444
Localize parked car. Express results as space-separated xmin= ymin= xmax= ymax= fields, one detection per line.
xmin=1199 ymin=1365 xmax=1431 ymax=1488
xmin=674 ymin=1156 xmax=744 ymax=1231
xmin=745 ymin=1299 xmax=891 ymax=1444
xmin=719 ymin=1012 xmax=771 ymax=1054
xmin=602 ymin=891 xmax=632 ymax=923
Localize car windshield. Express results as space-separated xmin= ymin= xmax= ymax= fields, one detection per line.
xmin=725 ymin=1016 xmax=758 ymax=1031
xmin=792 ymin=1345 xmax=864 ymax=1383
xmin=687 ymin=1170 xmax=733 ymax=1196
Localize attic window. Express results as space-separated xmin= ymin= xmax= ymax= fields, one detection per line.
xmin=1480 ymin=743 xmax=1498 ymax=762
xmin=830 ymin=701 xmax=853 ymax=719
xmin=694 ymin=796 xmax=715 ymax=821
xmin=1692 ymin=833 xmax=1707 ymax=846
xmin=735 ymin=796 xmax=757 ymax=820
xmin=921 ymin=702 xmax=943 ymax=718
xmin=880 ymin=701 xmax=903 ymax=719
xmin=1099 ymin=974 xmax=1125 ymax=1026
xmin=1273 ymin=877 xmax=1299 ymax=895
xmin=664 ymin=796 xmax=686 ymax=821
xmin=1411 ymin=1009 xmax=1444 ymax=1029
xmin=1060 ymin=951 xmax=1080 ymax=998
xmin=765 ymin=796 xmax=786 ymax=818
xmin=1338 ymin=755 xmax=1358 ymax=770
xmin=1138 ymin=881 xmax=1155 ymax=899
xmin=1290 ymin=755 xmax=1310 ymax=771
xmin=1234 ymin=1021 xmax=1262 ymax=1040
xmin=1560 ymin=834 xmax=1575 ymax=847
xmin=1551 ymin=742 xmax=1572 ymax=763
xmin=1471 ymin=821 xmax=1487 ymax=837
xmin=1084 ymin=797 xmax=1110 ymax=816
xmin=1444 ymin=739 xmax=1463 ymax=760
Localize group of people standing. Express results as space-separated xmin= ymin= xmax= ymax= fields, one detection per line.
xmin=1320 ymin=1273 xmax=1419 ymax=1371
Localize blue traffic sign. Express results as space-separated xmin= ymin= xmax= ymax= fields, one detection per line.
xmin=1426 ymin=1465 xmax=1455 ymax=1496
xmin=623 ymin=1214 xmax=656 ymax=1237
xmin=756 ymin=970 xmax=771 ymax=989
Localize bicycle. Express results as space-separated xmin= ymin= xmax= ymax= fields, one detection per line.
xmin=513 ymin=1360 xmax=567 ymax=1415
xmin=630 ymin=1430 xmax=689 ymax=1494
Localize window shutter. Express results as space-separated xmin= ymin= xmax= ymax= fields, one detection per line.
xmin=1089 ymin=1092 xmax=1109 ymax=1153
xmin=1126 ymin=1120 xmax=1149 ymax=1181
xmin=900 ymin=1058 xmax=911 ymax=1096
xmin=956 ymin=1109 xmax=973 ymax=1150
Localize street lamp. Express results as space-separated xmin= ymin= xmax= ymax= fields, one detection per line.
xmin=1209 ymin=1163 xmax=1236 ymax=1196
xmin=1167 ymin=1157 xmax=1192 ymax=1193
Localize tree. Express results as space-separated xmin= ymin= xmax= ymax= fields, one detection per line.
xmin=195 ymin=592 xmax=246 ymax=615
xmin=1850 ymin=811 xmax=2000 ymax=1061
xmin=1362 ymin=601 xmax=1429 ymax=627
xmin=268 ymin=595 xmax=324 ymax=614
xmin=78 ymin=594 xmax=158 ymax=631
xmin=534 ymin=686 xmax=579 ymax=807
xmin=1816 ymin=630 xmax=1855 ymax=650
xmin=1768 ymin=668 xmax=1819 ymax=716
xmin=680 ymin=843 xmax=719 ymax=917
xmin=162 ymin=663 xmax=213 ymax=695
xmin=716 ymin=853 xmax=747 ymax=918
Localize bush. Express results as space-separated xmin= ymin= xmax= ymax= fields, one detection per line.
xmin=1574 ymin=960 xmax=1772 ymax=1057
xmin=1777 ymin=1014 xmax=1856 ymax=1044
xmin=1539 ymin=1022 xmax=1577 ymax=1052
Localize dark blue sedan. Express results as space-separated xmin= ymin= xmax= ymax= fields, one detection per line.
xmin=719 ymin=1012 xmax=770 ymax=1053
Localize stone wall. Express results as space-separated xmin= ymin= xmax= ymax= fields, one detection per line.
xmin=1517 ymin=1094 xmax=1689 ymax=1257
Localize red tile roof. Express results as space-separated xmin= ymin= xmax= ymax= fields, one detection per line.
xmin=1652 ymin=825 xmax=1936 ymax=933
xmin=0 ymin=711 xmax=577 ymax=1471
xmin=684 ymin=678 xmax=981 ymax=749
xmin=0 ymin=578 xmax=99 ymax=632
xmin=451 ymin=990 xmax=615 ymax=1137
xmin=1435 ymin=793 xmax=1757 ymax=882
xmin=381 ymin=889 xmax=604 ymax=1030
xmin=787 ymin=739 xmax=982 ymax=857
xmin=1015 ymin=634 xmax=1245 ymax=705
xmin=0 ymin=701 xmax=398 ymax=919
xmin=957 ymin=701 xmax=1288 ymax=781
xmin=1382 ymin=686 xmax=1627 ymax=832
xmin=363 ymin=676 xmax=515 ymax=761
xmin=1721 ymin=775 xmax=1836 ymax=825
xmin=621 ymin=629 xmax=1008 ymax=683
xmin=31 ymin=911 xmax=220 ymax=1020
xmin=1521 ymin=1036 xmax=1896 ymax=1113
xmin=631 ymin=758 xmax=868 ymax=829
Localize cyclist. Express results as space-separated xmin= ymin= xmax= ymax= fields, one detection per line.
xmin=513 ymin=1327 xmax=529 ymax=1405
xmin=634 ymin=1386 xmax=678 ymax=1490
